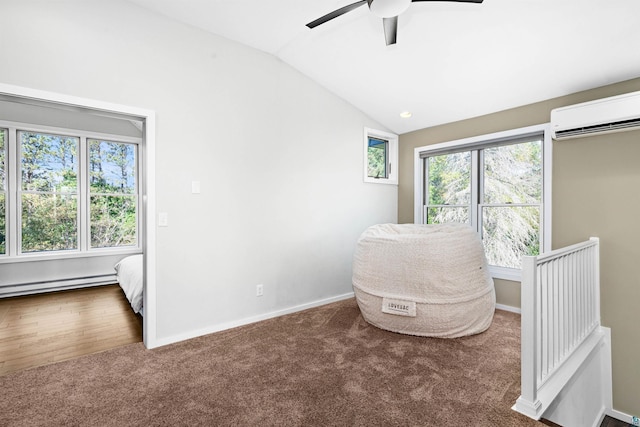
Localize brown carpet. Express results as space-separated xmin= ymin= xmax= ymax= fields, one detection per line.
xmin=0 ymin=298 xmax=543 ymax=426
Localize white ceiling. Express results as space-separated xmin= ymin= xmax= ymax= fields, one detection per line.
xmin=126 ymin=0 xmax=640 ymax=134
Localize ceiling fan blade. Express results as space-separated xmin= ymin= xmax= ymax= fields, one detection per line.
xmin=411 ymin=0 xmax=483 ymax=3
xmin=306 ymin=0 xmax=368 ymax=29
xmin=383 ymin=16 xmax=398 ymax=46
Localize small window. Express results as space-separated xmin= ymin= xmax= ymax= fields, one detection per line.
xmin=367 ymin=137 xmax=389 ymax=179
xmin=364 ymin=128 xmax=397 ymax=185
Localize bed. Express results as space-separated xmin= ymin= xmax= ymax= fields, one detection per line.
xmin=352 ymin=223 xmax=496 ymax=338
xmin=114 ymin=254 xmax=143 ymax=315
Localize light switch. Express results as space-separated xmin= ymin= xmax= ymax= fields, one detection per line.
xmin=191 ymin=181 xmax=201 ymax=194
xmin=158 ymin=212 xmax=168 ymax=227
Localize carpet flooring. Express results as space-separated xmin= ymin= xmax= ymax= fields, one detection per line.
xmin=0 ymin=298 xmax=543 ymax=426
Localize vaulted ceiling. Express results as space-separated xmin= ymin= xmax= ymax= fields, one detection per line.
xmin=125 ymin=0 xmax=640 ymax=134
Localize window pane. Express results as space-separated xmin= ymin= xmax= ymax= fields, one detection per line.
xmin=483 ymin=140 xmax=542 ymax=204
xmin=20 ymin=132 xmax=78 ymax=192
xmin=0 ymin=128 xmax=6 ymax=189
xmin=89 ymin=140 xmax=136 ymax=194
xmin=0 ymin=130 xmax=5 ymax=255
xmin=20 ymin=132 xmax=79 ymax=254
xmin=367 ymin=137 xmax=388 ymax=179
xmin=21 ymin=194 xmax=78 ymax=252
xmin=427 ymin=151 xmax=471 ymax=205
xmin=482 ymin=206 xmax=540 ymax=269
xmin=89 ymin=140 xmax=137 ymax=249
xmin=90 ymin=195 xmax=137 ymax=248
xmin=0 ymin=193 xmax=5 ymax=255
xmin=426 ymin=206 xmax=469 ymax=224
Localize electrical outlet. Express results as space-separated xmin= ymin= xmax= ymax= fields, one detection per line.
xmin=256 ymin=284 xmax=263 ymax=297
xmin=632 ymin=415 xmax=639 ymax=426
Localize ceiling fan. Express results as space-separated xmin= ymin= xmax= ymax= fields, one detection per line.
xmin=306 ymin=0 xmax=483 ymax=46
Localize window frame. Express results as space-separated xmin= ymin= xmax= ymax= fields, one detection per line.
xmin=18 ymin=130 xmax=81 ymax=254
xmin=413 ymin=124 xmax=552 ymax=281
xmin=87 ymin=138 xmax=139 ymax=250
xmin=364 ymin=127 xmax=398 ymax=185
xmin=0 ymin=119 xmax=142 ymax=263
xmin=0 ymin=128 xmax=6 ymax=256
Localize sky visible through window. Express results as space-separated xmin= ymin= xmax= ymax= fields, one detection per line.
xmin=9 ymin=132 xmax=138 ymax=253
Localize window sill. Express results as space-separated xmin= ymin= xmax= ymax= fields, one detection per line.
xmin=364 ymin=177 xmax=398 ymax=185
xmin=489 ymin=265 xmax=522 ymax=282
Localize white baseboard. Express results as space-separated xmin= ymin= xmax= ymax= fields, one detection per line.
xmin=607 ymin=408 xmax=637 ymax=424
xmin=593 ymin=407 xmax=607 ymax=427
xmin=151 ymin=292 xmax=356 ymax=349
xmin=495 ymin=303 xmax=521 ymax=314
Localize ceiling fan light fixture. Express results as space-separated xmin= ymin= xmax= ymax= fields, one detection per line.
xmin=367 ymin=0 xmax=412 ymax=18
xmin=307 ymin=0 xmax=483 ymax=45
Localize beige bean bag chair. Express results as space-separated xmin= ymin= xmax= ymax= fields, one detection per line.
xmin=352 ymin=223 xmax=495 ymax=338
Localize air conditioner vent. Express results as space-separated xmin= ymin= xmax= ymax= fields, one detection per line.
xmin=555 ymin=117 xmax=640 ymax=139
xmin=551 ymin=91 xmax=640 ymax=140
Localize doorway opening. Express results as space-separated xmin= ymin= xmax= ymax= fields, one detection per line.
xmin=0 ymin=83 xmax=156 ymax=350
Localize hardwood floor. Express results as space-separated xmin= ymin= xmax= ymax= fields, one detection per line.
xmin=0 ymin=285 xmax=142 ymax=376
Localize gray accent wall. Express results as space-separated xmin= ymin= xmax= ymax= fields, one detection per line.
xmin=398 ymin=77 xmax=640 ymax=417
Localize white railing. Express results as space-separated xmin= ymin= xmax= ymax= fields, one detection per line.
xmin=514 ymin=237 xmax=602 ymax=420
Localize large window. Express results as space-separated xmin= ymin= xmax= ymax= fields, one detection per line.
xmin=0 ymin=123 xmax=140 ymax=259
xmin=416 ymin=125 xmax=551 ymax=279
xmin=20 ymin=131 xmax=79 ymax=252
xmin=88 ymin=139 xmax=137 ymax=248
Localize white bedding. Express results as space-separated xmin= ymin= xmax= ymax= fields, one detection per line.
xmin=114 ymin=254 xmax=143 ymax=314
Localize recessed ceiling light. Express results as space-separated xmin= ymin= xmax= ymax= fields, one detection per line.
xmin=400 ymin=111 xmax=412 ymax=118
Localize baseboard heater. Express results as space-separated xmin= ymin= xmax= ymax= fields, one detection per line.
xmin=0 ymin=275 xmax=117 ymax=298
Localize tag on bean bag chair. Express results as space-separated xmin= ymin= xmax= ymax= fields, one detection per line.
xmin=382 ymin=298 xmax=416 ymax=317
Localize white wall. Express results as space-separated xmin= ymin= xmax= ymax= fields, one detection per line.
xmin=0 ymin=0 xmax=397 ymax=342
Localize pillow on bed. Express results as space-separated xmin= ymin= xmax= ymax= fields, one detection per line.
xmin=114 ymin=254 xmax=143 ymax=314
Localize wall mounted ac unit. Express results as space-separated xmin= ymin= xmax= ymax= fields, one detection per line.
xmin=550 ymin=90 xmax=640 ymax=140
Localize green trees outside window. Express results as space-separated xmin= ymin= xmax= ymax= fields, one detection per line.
xmin=481 ymin=141 xmax=542 ymax=267
xmin=20 ymin=132 xmax=79 ymax=252
xmin=0 ymin=127 xmax=139 ymax=258
xmin=89 ymin=140 xmax=137 ymax=248
xmin=425 ymin=139 xmax=542 ymax=269
xmin=367 ymin=137 xmax=388 ymax=179
xmin=427 ymin=151 xmax=471 ymax=224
